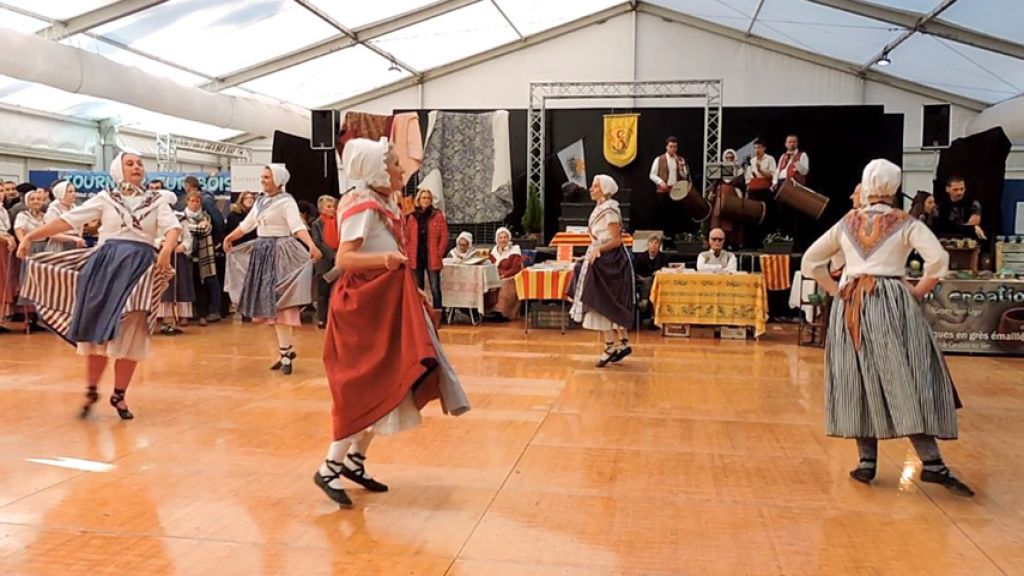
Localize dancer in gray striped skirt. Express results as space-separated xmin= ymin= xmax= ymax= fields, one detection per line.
xmin=223 ymin=165 xmax=320 ymax=375
xmin=802 ymin=159 xmax=973 ymax=497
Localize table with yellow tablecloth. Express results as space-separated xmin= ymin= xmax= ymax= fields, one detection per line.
xmin=650 ymin=271 xmax=768 ymax=337
xmin=514 ymin=265 xmax=575 ymax=333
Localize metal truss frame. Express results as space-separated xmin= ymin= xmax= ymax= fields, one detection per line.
xmin=156 ymin=133 xmax=253 ymax=171
xmin=527 ymin=79 xmax=722 ymax=240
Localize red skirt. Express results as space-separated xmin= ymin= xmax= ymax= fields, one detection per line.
xmin=323 ymin=267 xmax=441 ymax=440
xmin=0 ymin=244 xmax=14 ymax=318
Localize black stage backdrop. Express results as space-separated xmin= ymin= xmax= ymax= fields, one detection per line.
xmin=275 ymin=107 xmax=901 ymax=249
xmin=271 ymin=130 xmax=340 ymax=203
xmin=935 ymin=127 xmax=1012 ymax=236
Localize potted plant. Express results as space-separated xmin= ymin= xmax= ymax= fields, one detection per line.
xmin=520 ymin=181 xmax=543 ymax=249
xmin=762 ymin=232 xmax=794 ymax=254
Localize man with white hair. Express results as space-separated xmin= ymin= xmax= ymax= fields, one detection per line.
xmin=696 ymin=228 xmax=737 ymax=273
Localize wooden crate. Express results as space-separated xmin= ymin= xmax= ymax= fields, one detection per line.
xmin=528 ymin=302 xmax=576 ymax=330
xmin=720 ymin=326 xmax=749 ymax=340
xmin=662 ymin=324 xmax=690 ymax=338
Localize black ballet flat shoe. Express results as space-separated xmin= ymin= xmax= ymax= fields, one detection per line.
xmin=109 ymin=391 xmax=134 ymax=420
xmin=611 ymin=345 xmax=632 ymax=363
xmin=849 ymin=458 xmax=877 ymax=484
xmin=80 ymin=387 xmax=99 ymax=419
xmin=595 ymin=348 xmax=616 ymax=368
xmin=339 ymin=453 xmax=389 ymax=492
xmin=282 ymin=362 xmax=293 ymax=375
xmin=271 ymin=351 xmax=297 ymax=371
xmin=314 ymin=464 xmax=353 ymax=508
xmin=920 ymin=468 xmax=974 ymax=497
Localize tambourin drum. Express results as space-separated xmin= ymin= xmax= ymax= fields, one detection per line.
xmin=719 ymin=193 xmax=766 ymax=225
xmin=670 ymin=181 xmax=711 ymax=222
xmin=775 ymin=179 xmax=829 ymax=220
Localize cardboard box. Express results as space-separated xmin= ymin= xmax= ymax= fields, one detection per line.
xmin=720 ymin=326 xmax=748 ymax=340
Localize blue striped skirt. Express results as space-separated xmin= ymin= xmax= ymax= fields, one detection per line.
xmin=70 ymin=241 xmax=157 ymax=344
xmin=22 ymin=240 xmax=172 ymax=346
xmin=825 ymin=276 xmax=959 ymax=440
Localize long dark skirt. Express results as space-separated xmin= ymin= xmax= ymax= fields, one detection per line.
xmin=569 ymin=246 xmax=636 ymax=329
xmin=826 ymin=276 xmax=960 ymax=440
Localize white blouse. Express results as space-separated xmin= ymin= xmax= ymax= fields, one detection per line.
xmin=61 ymin=190 xmax=181 ymax=246
xmin=237 ymin=192 xmax=306 ymax=238
xmin=0 ymin=206 xmax=12 ymax=235
xmin=745 ymin=154 xmax=777 ymax=185
xmin=340 ymin=201 xmax=401 ymax=254
xmin=588 ymin=199 xmax=622 ymax=245
xmin=45 ymin=202 xmax=82 ymax=235
xmin=801 ymin=205 xmax=948 ymax=287
xmin=14 ymin=210 xmax=45 ymax=234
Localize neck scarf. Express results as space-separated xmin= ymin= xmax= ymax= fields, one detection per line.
xmin=321 ymin=213 xmax=340 ymax=250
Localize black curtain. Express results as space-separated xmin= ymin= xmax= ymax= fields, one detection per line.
xmin=935 ymin=127 xmax=1012 ymax=236
xmin=399 ymin=106 xmax=902 ymax=249
xmin=271 ymin=130 xmax=340 ymax=205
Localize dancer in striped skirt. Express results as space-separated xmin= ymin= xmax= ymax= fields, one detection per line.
xmin=223 ymin=165 xmax=320 ymax=375
xmin=801 ymin=159 xmax=973 ymax=496
xmin=17 ymin=153 xmax=181 ymax=420
xmin=569 ymin=175 xmax=636 ymax=368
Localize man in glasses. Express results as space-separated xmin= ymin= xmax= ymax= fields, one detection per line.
xmin=696 ymin=228 xmax=737 ymax=273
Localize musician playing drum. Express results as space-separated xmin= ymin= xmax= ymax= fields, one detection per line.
xmin=773 ymin=134 xmax=809 ymax=188
xmin=649 ymin=136 xmax=690 ymax=236
xmin=745 ymin=138 xmax=776 ymax=249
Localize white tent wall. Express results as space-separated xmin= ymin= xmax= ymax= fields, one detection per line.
xmin=341 ymin=10 xmax=1021 ymax=196
xmin=0 ymin=105 xmax=99 ymax=178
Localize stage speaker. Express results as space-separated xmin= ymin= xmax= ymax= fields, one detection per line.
xmin=922 ymin=104 xmax=950 ymax=149
xmin=310 ymin=109 xmax=337 ymax=150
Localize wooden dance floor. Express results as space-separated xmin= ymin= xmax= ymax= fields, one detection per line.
xmin=1 ymin=321 xmax=1022 ymax=575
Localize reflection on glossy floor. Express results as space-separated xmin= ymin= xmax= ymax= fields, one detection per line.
xmin=1 ymin=320 xmax=1022 ymax=575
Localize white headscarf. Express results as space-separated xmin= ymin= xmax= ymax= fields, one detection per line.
xmin=265 ymin=164 xmax=290 ymax=190
xmin=491 ymin=226 xmax=521 ymax=264
xmin=109 ymin=152 xmax=128 ymax=185
xmin=593 ymin=174 xmax=619 ymax=199
xmin=450 ymin=231 xmax=475 ymax=260
xmin=343 ymin=137 xmax=390 ymax=191
xmin=860 ymin=159 xmax=902 ymax=206
xmin=723 ymin=148 xmax=738 ymax=165
xmin=51 ymin=181 xmax=72 ymax=203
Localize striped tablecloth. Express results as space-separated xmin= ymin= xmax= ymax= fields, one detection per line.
xmin=759 ymin=254 xmax=792 ymax=291
xmin=651 ymin=271 xmax=768 ymax=337
xmin=515 ymin=266 xmax=574 ymax=301
xmin=549 ymin=232 xmax=634 ymax=247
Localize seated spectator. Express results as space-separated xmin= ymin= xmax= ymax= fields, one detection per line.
xmin=448 ymin=232 xmax=476 ymax=262
xmin=696 ymin=228 xmax=737 ymax=273
xmin=485 ymin=227 xmax=523 ymax=321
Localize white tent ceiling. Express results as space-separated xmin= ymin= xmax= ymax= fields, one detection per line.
xmin=0 ymin=0 xmax=1019 ymax=140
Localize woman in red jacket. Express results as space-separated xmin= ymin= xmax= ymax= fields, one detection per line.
xmin=405 ymin=188 xmax=448 ymax=311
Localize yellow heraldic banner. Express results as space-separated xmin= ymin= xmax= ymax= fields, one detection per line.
xmin=603 ymin=113 xmax=639 ymax=168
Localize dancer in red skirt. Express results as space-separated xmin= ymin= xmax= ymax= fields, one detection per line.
xmin=316 ymin=138 xmax=469 ymax=508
